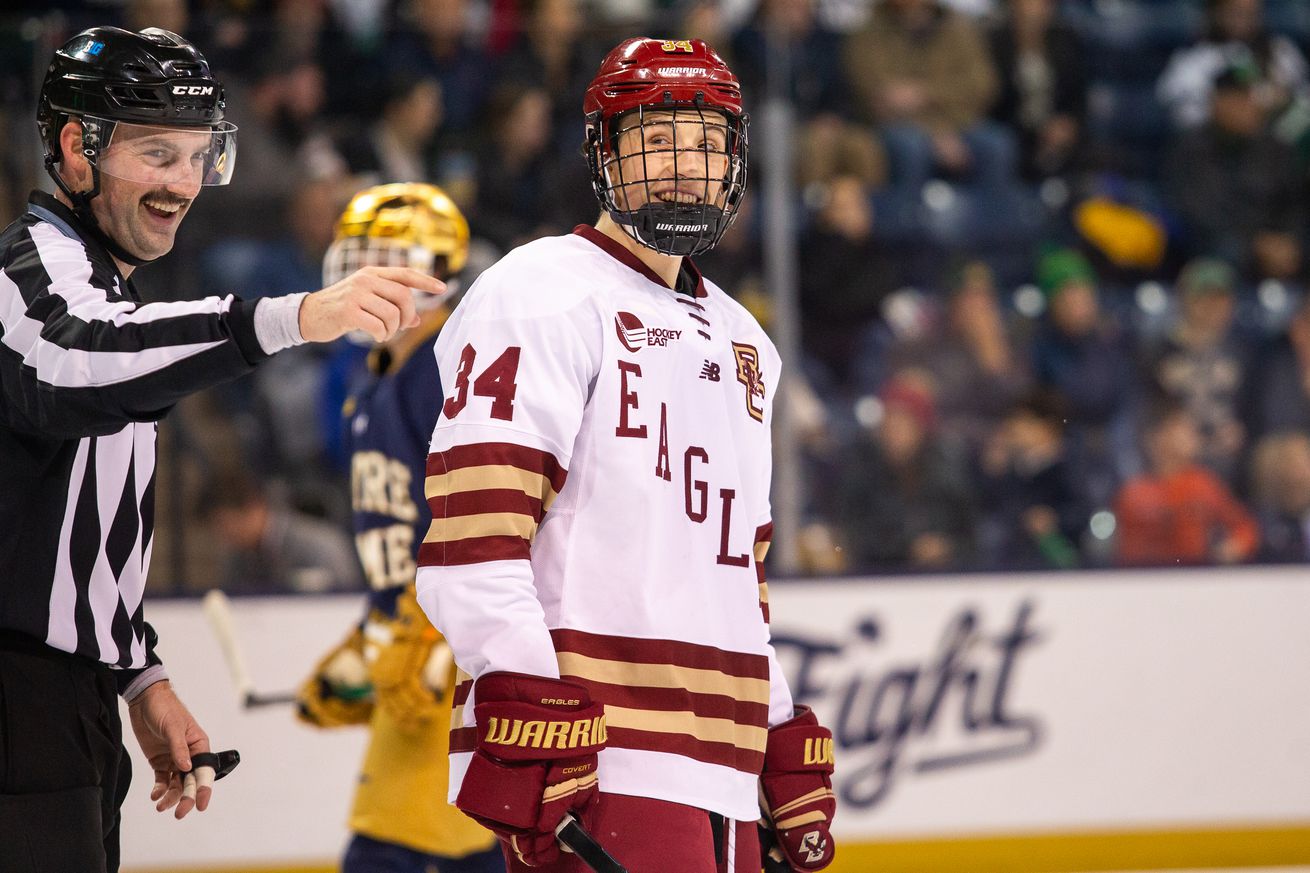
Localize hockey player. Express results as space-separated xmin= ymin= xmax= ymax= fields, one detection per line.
xmin=296 ymin=183 xmax=503 ymax=873
xmin=415 ymin=38 xmax=837 ymax=872
xmin=0 ymin=27 xmax=442 ymax=872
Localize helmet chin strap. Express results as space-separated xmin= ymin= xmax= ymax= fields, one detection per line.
xmin=610 ymin=202 xmax=729 ymax=257
xmin=44 ymin=154 xmax=156 ymax=269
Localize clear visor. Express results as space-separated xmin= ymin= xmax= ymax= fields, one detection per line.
xmin=94 ymin=118 xmax=238 ymax=188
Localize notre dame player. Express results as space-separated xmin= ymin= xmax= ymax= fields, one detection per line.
xmin=295 ymin=184 xmax=501 ymax=873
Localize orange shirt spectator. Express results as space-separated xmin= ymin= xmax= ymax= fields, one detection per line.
xmin=1114 ymin=407 xmax=1259 ymax=565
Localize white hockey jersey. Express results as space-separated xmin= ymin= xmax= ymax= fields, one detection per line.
xmin=416 ymin=225 xmax=794 ymax=820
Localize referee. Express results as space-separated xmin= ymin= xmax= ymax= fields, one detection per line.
xmin=0 ymin=27 xmax=443 ymax=873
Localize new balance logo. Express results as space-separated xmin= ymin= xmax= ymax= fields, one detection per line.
xmin=700 ymin=361 xmax=721 ymax=381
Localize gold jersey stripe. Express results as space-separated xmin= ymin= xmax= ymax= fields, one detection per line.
xmin=556 ymin=651 xmax=771 ymax=706
xmin=758 ymin=582 xmax=769 ymax=604
xmin=754 ymin=540 xmax=770 ymax=562
xmin=425 ymin=464 xmax=560 ymax=509
xmin=423 ymin=511 xmax=538 ymax=544
xmin=605 ymin=704 xmax=767 ymax=752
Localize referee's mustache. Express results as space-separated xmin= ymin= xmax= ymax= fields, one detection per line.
xmin=140 ymin=189 xmax=193 ymax=210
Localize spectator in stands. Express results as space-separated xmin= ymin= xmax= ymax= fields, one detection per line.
xmin=978 ymin=391 xmax=1087 ymax=569
xmin=843 ymin=0 xmax=1014 ymax=193
xmin=199 ymin=471 xmax=364 ymax=594
xmin=123 ymin=0 xmax=188 ymax=35
xmin=1030 ymin=247 xmax=1136 ymax=506
xmin=337 ymin=74 xmax=443 ymax=185
xmin=836 ymin=373 xmax=976 ymax=571
xmin=471 ymin=84 xmax=592 ymax=251
xmin=1157 ymin=0 xmax=1308 ymax=130
xmin=732 ymin=0 xmax=849 ymax=119
xmin=799 ymin=174 xmax=900 ymax=386
xmin=987 ymin=0 xmax=1088 ymax=181
xmin=1164 ymin=60 xmax=1305 ymax=281
xmin=1140 ymin=257 xmax=1250 ymax=483
xmin=189 ymin=54 xmax=340 ymax=242
xmin=387 ymin=0 xmax=493 ymax=140
xmin=881 ymin=260 xmax=1031 ymax=452
xmin=733 ymin=0 xmax=887 ymax=193
xmin=495 ymin=0 xmax=596 ymax=143
xmin=1114 ymin=404 xmax=1259 ymax=566
xmin=1250 ymin=430 xmax=1310 ymax=562
xmin=1243 ymin=293 xmax=1310 ymax=440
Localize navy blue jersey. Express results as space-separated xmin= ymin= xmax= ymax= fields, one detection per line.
xmin=343 ymin=319 xmax=445 ymax=615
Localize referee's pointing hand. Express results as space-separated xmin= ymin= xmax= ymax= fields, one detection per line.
xmin=298 ymin=266 xmax=447 ymax=344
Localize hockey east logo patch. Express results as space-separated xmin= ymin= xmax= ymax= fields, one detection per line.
xmin=615 ymin=311 xmax=682 ymax=353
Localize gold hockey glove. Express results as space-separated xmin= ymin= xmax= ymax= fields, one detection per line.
xmin=296 ymin=626 xmax=375 ymax=728
xmin=365 ymin=585 xmax=447 ymax=732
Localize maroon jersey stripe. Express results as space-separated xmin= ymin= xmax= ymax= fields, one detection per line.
xmin=606 ymin=726 xmax=764 ymax=774
xmin=418 ymin=534 xmax=531 ymax=566
xmin=563 ymin=675 xmax=769 ymax=726
xmin=451 ymin=726 xmax=477 ymax=753
xmin=550 ymin=628 xmax=769 ymax=680
xmin=755 ymin=522 xmax=773 ymax=544
xmin=452 ymin=679 xmax=473 ymax=707
xmin=430 ymin=488 xmax=546 ymax=522
xmin=428 ymin=442 xmax=568 ymax=493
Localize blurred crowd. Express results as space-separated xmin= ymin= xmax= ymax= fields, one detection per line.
xmin=4 ymin=0 xmax=1310 ymax=589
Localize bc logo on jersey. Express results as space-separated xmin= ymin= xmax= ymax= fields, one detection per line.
xmin=616 ymin=311 xmax=683 ymax=353
xmin=731 ymin=341 xmax=766 ymax=422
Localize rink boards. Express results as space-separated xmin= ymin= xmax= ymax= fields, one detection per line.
xmin=122 ymin=567 xmax=1310 ymax=872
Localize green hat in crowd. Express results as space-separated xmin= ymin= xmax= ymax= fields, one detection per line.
xmin=1177 ymin=257 xmax=1236 ymax=296
xmin=1036 ymin=247 xmax=1096 ymax=300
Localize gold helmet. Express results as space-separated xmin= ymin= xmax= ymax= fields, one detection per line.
xmin=322 ymin=183 xmax=470 ymax=291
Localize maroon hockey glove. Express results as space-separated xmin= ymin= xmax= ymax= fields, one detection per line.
xmin=455 ymin=671 xmax=607 ymax=867
xmin=759 ymin=706 xmax=837 ymax=871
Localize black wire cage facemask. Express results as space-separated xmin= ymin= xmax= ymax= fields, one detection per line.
xmin=586 ymin=101 xmax=748 ymax=258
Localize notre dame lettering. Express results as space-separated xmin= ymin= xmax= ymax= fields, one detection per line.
xmin=352 ymin=450 xmax=419 ymax=589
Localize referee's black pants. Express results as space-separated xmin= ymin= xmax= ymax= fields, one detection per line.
xmin=0 ymin=632 xmax=131 ymax=873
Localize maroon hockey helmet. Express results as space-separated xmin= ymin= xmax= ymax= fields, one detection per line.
xmin=583 ymin=38 xmax=748 ymax=257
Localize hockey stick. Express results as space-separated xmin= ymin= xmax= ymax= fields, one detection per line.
xmin=201 ymin=589 xmax=297 ymax=708
xmin=556 ymin=813 xmax=629 ymax=873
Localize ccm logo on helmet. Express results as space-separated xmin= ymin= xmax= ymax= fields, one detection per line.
xmin=172 ymin=84 xmax=214 ymax=96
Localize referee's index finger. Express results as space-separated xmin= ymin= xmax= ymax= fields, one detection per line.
xmin=365 ymin=266 xmax=445 ymax=294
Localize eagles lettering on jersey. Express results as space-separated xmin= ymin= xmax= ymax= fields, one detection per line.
xmin=417 ymin=226 xmax=795 ymax=822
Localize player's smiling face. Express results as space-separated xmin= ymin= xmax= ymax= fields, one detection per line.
xmin=609 ymin=108 xmax=731 ymax=213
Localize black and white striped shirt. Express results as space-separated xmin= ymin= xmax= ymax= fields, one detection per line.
xmin=0 ymin=191 xmax=271 ymax=690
